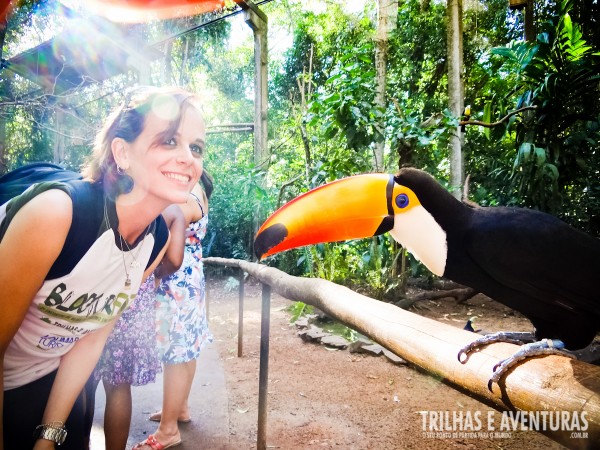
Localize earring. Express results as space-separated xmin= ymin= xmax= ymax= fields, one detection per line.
xmin=116 ymin=166 xmax=134 ymax=195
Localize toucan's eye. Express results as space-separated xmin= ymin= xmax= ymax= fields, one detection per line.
xmin=395 ymin=194 xmax=409 ymax=208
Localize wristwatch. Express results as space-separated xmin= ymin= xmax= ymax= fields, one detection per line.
xmin=35 ymin=424 xmax=67 ymax=446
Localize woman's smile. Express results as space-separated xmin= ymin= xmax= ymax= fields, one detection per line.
xmin=163 ymin=171 xmax=192 ymax=184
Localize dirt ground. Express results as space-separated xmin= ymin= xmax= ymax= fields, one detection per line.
xmin=206 ymin=273 xmax=580 ymax=450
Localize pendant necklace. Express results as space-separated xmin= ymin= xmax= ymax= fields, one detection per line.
xmin=104 ymin=199 xmax=150 ymax=290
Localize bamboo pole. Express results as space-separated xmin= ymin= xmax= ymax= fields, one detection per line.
xmin=204 ymin=257 xmax=600 ymax=449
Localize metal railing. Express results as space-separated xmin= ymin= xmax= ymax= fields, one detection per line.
xmin=206 ymin=264 xmax=271 ymax=450
xmin=203 ymin=257 xmax=600 ymax=449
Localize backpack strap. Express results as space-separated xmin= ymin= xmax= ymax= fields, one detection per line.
xmin=0 ymin=162 xmax=82 ymax=206
xmin=0 ymin=181 xmax=75 ymax=243
xmin=42 ymin=181 xmax=167 ymax=277
xmin=47 ymin=180 xmax=104 ymax=279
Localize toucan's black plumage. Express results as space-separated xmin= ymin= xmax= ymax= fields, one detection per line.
xmin=393 ymin=168 xmax=600 ymax=350
xmin=255 ymin=168 xmax=600 ymax=354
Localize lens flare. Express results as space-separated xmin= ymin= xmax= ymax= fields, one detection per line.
xmin=79 ymin=0 xmax=225 ymax=23
xmin=152 ymin=94 xmax=180 ymax=122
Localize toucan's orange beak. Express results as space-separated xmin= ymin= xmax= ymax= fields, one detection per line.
xmin=254 ymin=174 xmax=397 ymax=260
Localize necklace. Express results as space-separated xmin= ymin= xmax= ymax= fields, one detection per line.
xmin=103 ymin=199 xmax=151 ymax=290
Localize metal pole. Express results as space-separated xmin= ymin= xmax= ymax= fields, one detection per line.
xmin=238 ymin=268 xmax=245 ymax=357
xmin=256 ymin=283 xmax=271 ymax=450
xmin=204 ymin=268 xmax=209 ymax=322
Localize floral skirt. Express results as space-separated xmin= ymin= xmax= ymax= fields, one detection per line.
xmin=94 ymin=275 xmax=162 ymax=386
xmin=155 ymin=257 xmax=212 ymax=364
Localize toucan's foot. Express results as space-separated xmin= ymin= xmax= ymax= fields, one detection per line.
xmin=487 ymin=339 xmax=575 ymax=391
xmin=457 ymin=331 xmax=536 ymax=363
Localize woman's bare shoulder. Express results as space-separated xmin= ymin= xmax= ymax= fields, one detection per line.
xmin=5 ymin=188 xmax=73 ymax=241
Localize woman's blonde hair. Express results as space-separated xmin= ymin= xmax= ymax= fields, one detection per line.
xmin=81 ymin=86 xmax=203 ymax=198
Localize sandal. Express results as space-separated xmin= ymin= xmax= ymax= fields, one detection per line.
xmin=133 ymin=434 xmax=182 ymax=450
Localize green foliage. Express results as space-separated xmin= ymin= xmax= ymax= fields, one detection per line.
xmin=387 ymin=109 xmax=458 ymax=172
xmin=206 ymin=154 xmax=271 ymax=259
xmin=308 ymin=41 xmax=382 ymax=151
xmin=490 ymin=0 xmax=600 ymax=232
xmin=298 ymin=243 xmax=353 ymax=282
xmin=4 ymin=0 xmax=600 ymax=295
xmin=287 ymin=301 xmax=314 ymax=323
xmin=354 ymin=236 xmax=393 ymax=300
xmin=388 ymin=0 xmax=448 ymax=115
xmin=320 ymin=321 xmax=358 ymax=342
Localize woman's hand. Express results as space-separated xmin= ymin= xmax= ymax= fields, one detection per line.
xmin=33 ymin=437 xmax=58 ymax=450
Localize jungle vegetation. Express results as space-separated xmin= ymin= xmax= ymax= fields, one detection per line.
xmin=1 ymin=0 xmax=599 ymax=301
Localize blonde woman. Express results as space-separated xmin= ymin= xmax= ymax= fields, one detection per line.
xmin=0 ymin=86 xmax=205 ymax=450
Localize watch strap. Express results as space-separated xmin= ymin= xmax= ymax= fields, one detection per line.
xmin=35 ymin=423 xmax=67 ymax=445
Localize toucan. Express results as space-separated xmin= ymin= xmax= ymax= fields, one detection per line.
xmin=254 ymin=168 xmax=600 ymax=388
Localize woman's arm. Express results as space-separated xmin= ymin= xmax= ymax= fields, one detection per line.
xmin=154 ymin=204 xmax=186 ymax=280
xmin=143 ymin=235 xmax=169 ymax=282
xmin=180 ymin=183 xmax=206 ymax=225
xmin=0 ymin=190 xmax=73 ymax=450
xmin=32 ymin=321 xmax=116 ymax=450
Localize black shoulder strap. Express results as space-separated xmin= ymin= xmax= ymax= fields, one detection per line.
xmin=47 ymin=180 xmax=104 ymax=279
xmin=0 ymin=162 xmax=82 ymax=205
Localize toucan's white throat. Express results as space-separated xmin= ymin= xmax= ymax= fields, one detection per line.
xmin=389 ymin=205 xmax=447 ymax=277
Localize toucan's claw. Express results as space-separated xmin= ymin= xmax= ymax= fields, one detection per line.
xmin=457 ymin=331 xmax=536 ymax=364
xmin=486 ymin=339 xmax=574 ymax=392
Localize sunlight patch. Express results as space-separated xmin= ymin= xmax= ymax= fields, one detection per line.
xmin=151 ymin=95 xmax=179 ymax=122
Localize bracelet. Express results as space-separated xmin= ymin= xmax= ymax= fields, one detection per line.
xmin=34 ymin=422 xmax=68 ymax=446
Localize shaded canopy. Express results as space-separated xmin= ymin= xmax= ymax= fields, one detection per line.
xmin=4 ymin=15 xmax=163 ymax=93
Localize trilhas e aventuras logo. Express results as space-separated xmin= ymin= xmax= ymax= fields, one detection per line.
xmin=419 ymin=410 xmax=589 ymax=440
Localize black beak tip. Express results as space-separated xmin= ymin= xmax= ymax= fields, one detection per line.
xmin=254 ymin=223 xmax=289 ymax=260
xmin=374 ymin=216 xmax=394 ymax=236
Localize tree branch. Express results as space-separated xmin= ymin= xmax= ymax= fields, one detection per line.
xmin=460 ymin=106 xmax=537 ymax=128
xmin=277 ymin=175 xmax=303 ymax=208
xmin=394 ymin=287 xmax=477 ymax=310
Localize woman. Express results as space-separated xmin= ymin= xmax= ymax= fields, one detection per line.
xmin=134 ymin=172 xmax=213 ymax=450
xmin=0 ymin=86 xmax=205 ymax=450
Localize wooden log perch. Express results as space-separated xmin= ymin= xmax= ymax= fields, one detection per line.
xmin=204 ymin=257 xmax=600 ymax=449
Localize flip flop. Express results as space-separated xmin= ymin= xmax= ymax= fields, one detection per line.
xmin=133 ymin=434 xmax=182 ymax=450
xmin=149 ymin=411 xmax=192 ymax=423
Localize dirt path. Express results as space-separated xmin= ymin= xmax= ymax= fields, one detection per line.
xmin=207 ymin=275 xmax=570 ymax=450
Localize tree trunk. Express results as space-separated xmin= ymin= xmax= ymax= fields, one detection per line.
xmin=524 ymin=0 xmax=535 ymax=43
xmin=297 ymin=44 xmax=314 ymax=186
xmin=204 ymin=257 xmax=600 ymax=449
xmin=446 ymin=0 xmax=463 ymax=199
xmin=242 ymin=2 xmax=269 ymax=258
xmin=0 ymin=16 xmax=8 ymax=173
xmin=53 ymin=108 xmax=65 ymax=164
xmin=179 ymin=36 xmax=189 ymax=86
xmin=373 ymin=0 xmax=398 ymax=172
xmin=163 ymin=40 xmax=173 ymax=84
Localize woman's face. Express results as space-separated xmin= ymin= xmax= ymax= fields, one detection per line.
xmin=122 ymin=104 xmax=205 ymax=205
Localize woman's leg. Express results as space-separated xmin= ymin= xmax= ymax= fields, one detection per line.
xmin=102 ymin=380 xmax=132 ymax=450
xmin=164 ymin=359 xmax=196 ymax=421
xmin=149 ymin=357 xmax=195 ymax=422
xmin=136 ymin=359 xmax=196 ymax=448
